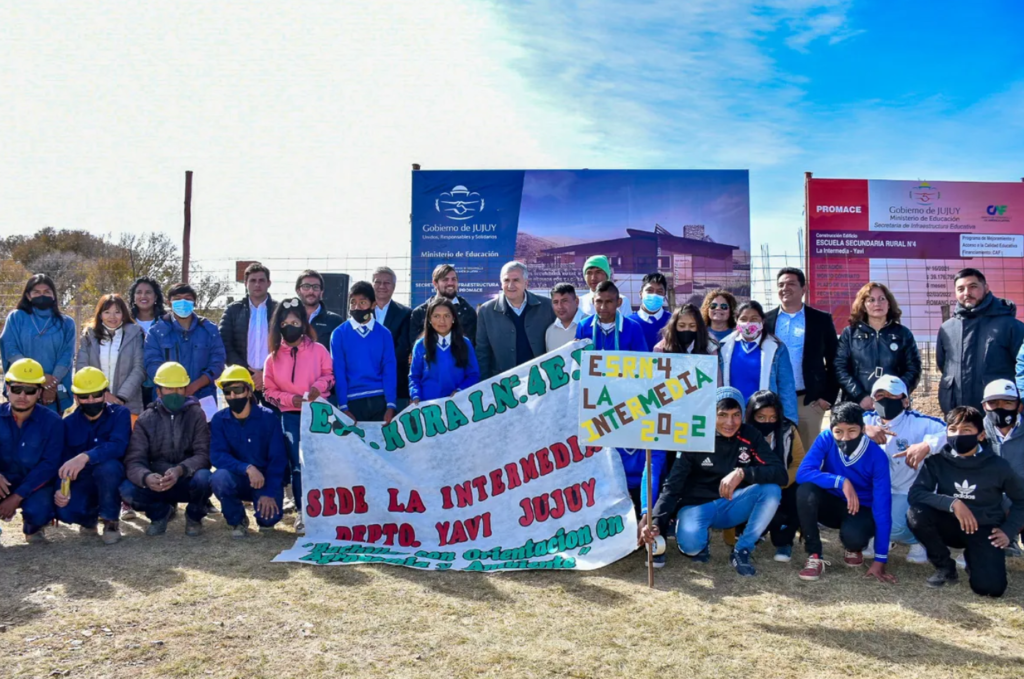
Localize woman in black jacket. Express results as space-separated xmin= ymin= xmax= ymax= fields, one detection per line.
xmin=835 ymin=281 xmax=921 ymax=408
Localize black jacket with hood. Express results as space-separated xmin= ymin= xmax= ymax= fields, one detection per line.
xmin=937 ymin=292 xmax=1024 ymax=413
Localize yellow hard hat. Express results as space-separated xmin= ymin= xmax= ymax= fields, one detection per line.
xmin=71 ymin=367 xmax=110 ymax=394
xmin=154 ymin=362 xmax=190 ymax=389
xmin=5 ymin=358 xmax=47 ymax=385
xmin=216 ymin=364 xmax=254 ymax=390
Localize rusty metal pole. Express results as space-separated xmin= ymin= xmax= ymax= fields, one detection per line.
xmin=182 ymin=170 xmax=193 ymax=283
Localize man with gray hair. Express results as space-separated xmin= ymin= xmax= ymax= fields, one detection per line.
xmin=372 ymin=266 xmax=412 ymax=409
xmin=474 ymin=261 xmax=556 ymax=380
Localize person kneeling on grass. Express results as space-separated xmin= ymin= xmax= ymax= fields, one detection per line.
xmin=119 ymin=361 xmax=213 ymax=537
xmin=54 ymin=367 xmax=131 ymax=545
xmin=795 ymin=401 xmax=895 ymax=583
xmin=861 ymin=375 xmax=947 ymax=565
xmin=210 ymin=366 xmax=287 ymax=537
xmin=640 ymin=387 xmax=785 ymax=576
xmin=907 ymin=406 xmax=1024 ymax=596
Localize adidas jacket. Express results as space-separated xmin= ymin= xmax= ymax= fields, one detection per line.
xmin=863 ymin=409 xmax=947 ymax=495
xmin=651 ymin=423 xmax=786 ymax=534
xmin=909 ymin=444 xmax=1024 ymax=538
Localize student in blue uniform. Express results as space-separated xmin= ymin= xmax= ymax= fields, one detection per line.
xmin=0 ymin=359 xmax=64 ymax=543
xmin=53 ymin=367 xmax=131 ymax=545
xmin=330 ymin=281 xmax=398 ymax=424
xmin=629 ymin=272 xmax=670 ymax=350
xmin=209 ymin=366 xmax=287 ymax=537
xmin=575 ymin=281 xmax=648 ymax=352
xmin=409 ymin=297 xmax=480 ymax=404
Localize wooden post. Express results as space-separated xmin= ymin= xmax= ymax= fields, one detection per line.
xmin=646 ymin=448 xmax=654 ymax=588
xmin=182 ymin=170 xmax=193 ymax=283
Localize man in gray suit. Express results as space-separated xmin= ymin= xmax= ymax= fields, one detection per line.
xmin=475 ymin=261 xmax=557 ymax=380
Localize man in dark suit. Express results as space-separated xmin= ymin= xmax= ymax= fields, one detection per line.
xmin=372 ymin=266 xmax=413 ymax=410
xmin=475 ymin=261 xmax=557 ymax=380
xmin=218 ymin=263 xmax=277 ymax=405
xmin=409 ymin=264 xmax=478 ymax=350
xmin=764 ymin=267 xmax=839 ymax=449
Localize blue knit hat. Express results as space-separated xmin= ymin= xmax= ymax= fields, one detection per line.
xmin=716 ymin=386 xmax=745 ymax=410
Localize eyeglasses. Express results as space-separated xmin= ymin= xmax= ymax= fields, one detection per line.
xmin=282 ymin=298 xmax=301 ymax=309
xmin=297 ymin=284 xmax=322 ymax=292
xmin=9 ymin=385 xmax=40 ymax=395
xmin=222 ymin=385 xmax=249 ymax=396
xmin=709 ymin=303 xmax=730 ymax=310
xmin=78 ymin=391 xmax=106 ymax=401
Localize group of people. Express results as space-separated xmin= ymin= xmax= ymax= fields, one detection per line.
xmin=2 ymin=259 xmax=1024 ymax=598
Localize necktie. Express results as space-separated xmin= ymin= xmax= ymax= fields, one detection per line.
xmin=440 ymin=338 xmax=448 ymax=349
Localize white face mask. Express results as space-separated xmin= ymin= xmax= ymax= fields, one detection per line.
xmin=738 ymin=321 xmax=762 ymax=342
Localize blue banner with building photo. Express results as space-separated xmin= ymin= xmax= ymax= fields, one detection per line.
xmin=411 ymin=169 xmax=751 ymax=310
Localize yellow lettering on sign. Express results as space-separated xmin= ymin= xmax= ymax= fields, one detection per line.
xmin=666 ymin=379 xmax=686 ymax=400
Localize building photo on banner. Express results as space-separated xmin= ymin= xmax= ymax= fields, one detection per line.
xmin=410 ymin=169 xmax=752 ymax=310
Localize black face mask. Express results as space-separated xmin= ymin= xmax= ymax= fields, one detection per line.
xmin=30 ymin=296 xmax=55 ymax=310
xmin=281 ymin=324 xmax=304 ymax=344
xmin=79 ymin=401 xmax=106 ymax=418
xmin=678 ymin=330 xmax=698 ymax=349
xmin=350 ymin=308 xmax=372 ymax=324
xmin=836 ymin=434 xmax=863 ymax=456
xmin=986 ymin=407 xmax=1018 ymax=429
xmin=874 ymin=397 xmax=905 ymax=421
xmin=227 ymin=397 xmax=249 ymax=414
xmin=752 ymin=420 xmax=777 ymax=437
xmin=948 ymin=433 xmax=979 ymax=455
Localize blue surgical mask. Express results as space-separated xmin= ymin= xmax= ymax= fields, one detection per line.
xmin=171 ymin=299 xmax=195 ymax=318
xmin=642 ymin=294 xmax=665 ymax=312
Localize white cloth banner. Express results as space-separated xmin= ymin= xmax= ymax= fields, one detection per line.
xmin=274 ymin=340 xmax=638 ymax=571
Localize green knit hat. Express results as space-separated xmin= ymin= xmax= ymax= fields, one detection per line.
xmin=582 ymin=255 xmax=612 ymax=279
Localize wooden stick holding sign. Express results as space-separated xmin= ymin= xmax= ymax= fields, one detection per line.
xmin=646 ymin=448 xmax=654 ymax=588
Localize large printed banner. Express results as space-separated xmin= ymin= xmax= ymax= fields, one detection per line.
xmin=410 ymin=169 xmax=751 ymax=309
xmin=579 ymin=351 xmax=717 ymax=452
xmin=274 ymin=341 xmax=638 ymax=571
xmin=807 ymin=178 xmax=1024 ymax=340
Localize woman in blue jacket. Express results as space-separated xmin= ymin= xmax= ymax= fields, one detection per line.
xmin=0 ymin=274 xmax=77 ymax=414
xmin=409 ymin=298 xmax=480 ymax=404
xmin=719 ymin=301 xmax=798 ymax=424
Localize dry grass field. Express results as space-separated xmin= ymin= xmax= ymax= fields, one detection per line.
xmin=3 ymin=509 xmax=1024 ymax=679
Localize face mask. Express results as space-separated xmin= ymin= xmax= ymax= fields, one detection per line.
xmin=986 ymin=407 xmax=1018 ymax=429
xmin=948 ymin=433 xmax=979 ymax=456
xmin=281 ymin=324 xmax=304 ymax=344
xmin=752 ymin=420 xmax=777 ymax=437
xmin=642 ymin=294 xmax=664 ymax=311
xmin=171 ymin=299 xmax=195 ymax=318
xmin=874 ymin=397 xmax=905 ymax=421
xmin=227 ymin=397 xmax=249 ymax=414
xmin=79 ymin=401 xmax=106 ymax=418
xmin=739 ymin=322 xmax=762 ymax=342
xmin=30 ymin=296 xmax=55 ymax=310
xmin=678 ymin=330 xmax=697 ymax=348
xmin=161 ymin=393 xmax=186 ymax=412
xmin=350 ymin=308 xmax=372 ymax=324
xmin=836 ymin=434 xmax=863 ymax=456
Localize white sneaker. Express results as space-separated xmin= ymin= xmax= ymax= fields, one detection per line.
xmin=863 ymin=538 xmax=875 ymax=559
xmin=120 ymin=503 xmax=137 ymax=520
xmin=954 ymin=550 xmax=967 ymax=570
xmin=294 ymin=517 xmax=305 ymax=535
xmin=906 ymin=543 xmax=929 ymax=564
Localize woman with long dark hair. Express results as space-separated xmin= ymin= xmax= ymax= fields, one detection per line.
xmin=75 ymin=294 xmax=146 ymax=416
xmin=745 ymin=390 xmax=806 ymax=562
xmin=0 ymin=273 xmax=77 ymax=413
xmin=654 ymin=304 xmax=716 ymax=355
xmin=128 ymin=276 xmax=166 ymax=408
xmin=262 ymin=297 xmax=334 ymax=534
xmin=409 ymin=297 xmax=480 ymax=403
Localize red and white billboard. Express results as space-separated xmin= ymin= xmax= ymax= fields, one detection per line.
xmin=806 ymin=177 xmax=1024 ymax=340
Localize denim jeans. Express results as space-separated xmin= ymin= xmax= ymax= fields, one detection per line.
xmin=119 ymin=470 xmax=213 ymax=522
xmin=211 ymin=468 xmax=283 ymax=528
xmin=890 ymin=493 xmax=918 ymax=545
xmin=281 ymin=411 xmax=302 ymax=511
xmin=675 ymin=483 xmax=782 ymax=554
xmin=55 ymin=459 xmax=125 ymax=526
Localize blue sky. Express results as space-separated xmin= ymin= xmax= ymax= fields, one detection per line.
xmin=1 ymin=1 xmax=1021 ymax=268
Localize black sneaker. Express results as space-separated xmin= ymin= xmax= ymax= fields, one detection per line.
xmin=146 ymin=514 xmax=170 ymax=536
xmin=688 ymin=544 xmax=711 ymax=563
xmin=731 ymin=548 xmax=756 ymax=577
xmin=926 ymin=567 xmax=959 ymax=588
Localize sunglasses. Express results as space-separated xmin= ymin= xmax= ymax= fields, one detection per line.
xmin=709 ymin=303 xmax=730 ymax=310
xmin=9 ymin=385 xmax=40 ymax=396
xmin=78 ymin=391 xmax=106 ymax=401
xmin=222 ymin=385 xmax=249 ymax=396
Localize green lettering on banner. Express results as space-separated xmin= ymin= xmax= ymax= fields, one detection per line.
xmin=596 ymin=386 xmax=612 ymax=407
xmin=308 ymin=402 xmax=333 ymax=434
xmin=420 ymin=404 xmax=447 ymax=437
xmin=382 ymin=420 xmax=406 ymax=451
xmin=491 ymin=376 xmax=520 ymax=413
xmin=539 ymin=355 xmax=570 ymax=391
xmin=526 ymin=365 xmax=547 ymax=397
xmin=444 ymin=400 xmax=470 ymax=431
xmin=695 ymin=367 xmax=714 ymax=389
xmin=400 ymin=410 xmax=425 ymax=443
xmin=469 ymin=390 xmax=497 ymax=422
xmin=637 ymin=388 xmax=661 ymax=414
xmin=693 ymin=415 xmax=707 ymax=437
